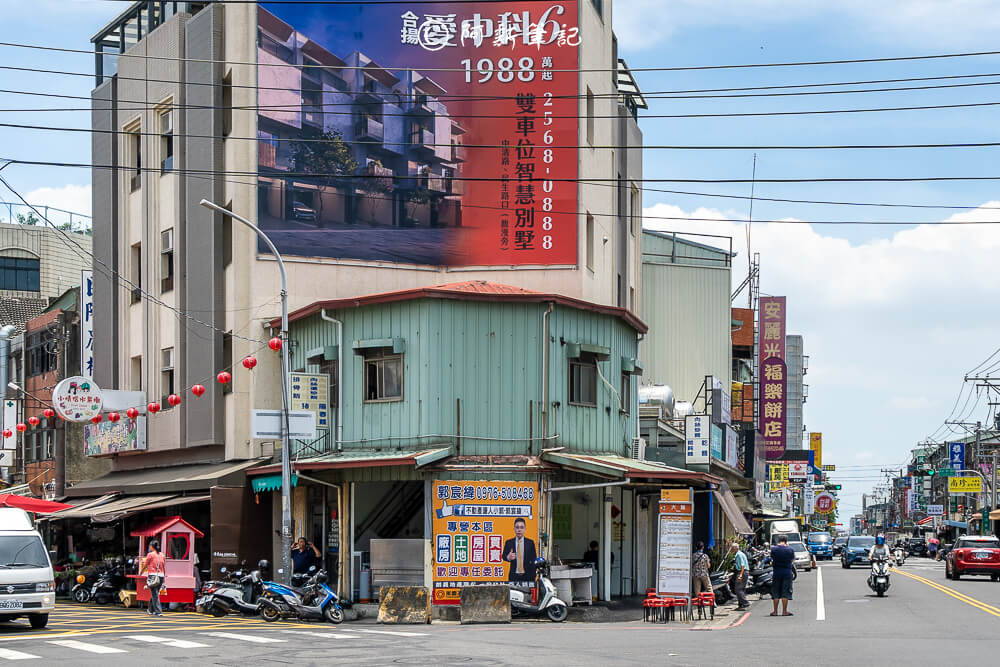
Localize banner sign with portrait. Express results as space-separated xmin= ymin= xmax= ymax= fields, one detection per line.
xmin=431 ymin=480 xmax=539 ymax=605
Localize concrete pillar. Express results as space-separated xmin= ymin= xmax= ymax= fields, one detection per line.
xmin=602 ymin=490 xmax=612 ymax=601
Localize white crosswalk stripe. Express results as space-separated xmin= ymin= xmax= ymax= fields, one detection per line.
xmin=280 ymin=630 xmax=363 ymax=639
xmin=46 ymin=640 xmax=126 ymax=654
xmin=346 ymin=629 xmax=428 ymax=637
xmin=201 ymin=632 xmax=287 ymax=644
xmin=0 ymin=648 xmax=40 ymax=660
xmin=126 ymin=635 xmax=209 ymax=648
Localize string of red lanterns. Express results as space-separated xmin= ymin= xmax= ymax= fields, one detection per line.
xmin=10 ymin=339 xmax=281 ymax=433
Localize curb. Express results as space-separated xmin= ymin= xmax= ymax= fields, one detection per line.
xmin=688 ymin=609 xmax=751 ymax=631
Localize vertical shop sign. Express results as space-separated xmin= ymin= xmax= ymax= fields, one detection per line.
xmin=656 ymin=488 xmax=694 ymax=597
xmin=809 ymin=432 xmax=823 ymax=468
xmin=290 ymin=372 xmax=331 ymax=430
xmin=257 ymin=2 xmax=579 ymax=267
xmin=80 ymin=270 xmax=94 ymax=380
xmin=725 ymin=426 xmax=739 ymax=469
xmin=710 ymin=424 xmax=723 ymax=461
xmin=759 ymin=296 xmax=787 ymax=460
xmin=2 ymin=400 xmax=16 ymax=451
xmin=685 ymin=415 xmax=710 ymax=464
xmin=431 ymin=480 xmax=539 ymax=605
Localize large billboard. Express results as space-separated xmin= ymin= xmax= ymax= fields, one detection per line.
xmin=257 ymin=2 xmax=580 ymax=266
xmin=431 ymin=480 xmax=539 ymax=605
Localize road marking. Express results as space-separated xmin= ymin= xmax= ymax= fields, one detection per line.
xmin=125 ymin=635 xmax=209 ymax=648
xmin=816 ymin=565 xmax=826 ymax=621
xmin=202 ymin=632 xmax=287 ymax=644
xmin=892 ymin=568 xmax=1000 ymax=618
xmin=280 ymin=630 xmax=362 ymax=639
xmin=346 ymin=629 xmax=428 ymax=637
xmin=0 ymin=648 xmax=39 ymax=660
xmin=46 ymin=640 xmax=126 ymax=654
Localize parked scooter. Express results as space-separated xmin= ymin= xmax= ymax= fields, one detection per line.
xmin=746 ymin=552 xmax=775 ymax=598
xmin=868 ymin=555 xmax=891 ymax=597
xmin=892 ymin=545 xmax=906 ymax=567
xmin=258 ymin=568 xmax=344 ymax=624
xmin=72 ymin=559 xmax=127 ymax=604
xmin=509 ymin=558 xmax=568 ymax=622
xmin=197 ymin=561 xmax=266 ymax=617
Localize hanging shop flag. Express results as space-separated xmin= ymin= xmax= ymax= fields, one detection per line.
xmin=431 ymin=480 xmax=539 ymax=605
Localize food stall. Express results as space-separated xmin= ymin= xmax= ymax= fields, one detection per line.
xmin=129 ymin=516 xmax=204 ymax=605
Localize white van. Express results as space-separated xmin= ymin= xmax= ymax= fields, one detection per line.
xmin=0 ymin=508 xmax=54 ymax=629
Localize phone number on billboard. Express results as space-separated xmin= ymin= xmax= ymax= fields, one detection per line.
xmin=478 ymin=486 xmax=536 ymax=501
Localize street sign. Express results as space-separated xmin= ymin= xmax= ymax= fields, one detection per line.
xmin=788 ymin=461 xmax=809 ymax=481
xmin=821 ymin=464 xmax=836 ymax=472
xmin=948 ymin=477 xmax=982 ymax=493
xmin=814 ymin=492 xmax=836 ymax=514
xmin=927 ymin=504 xmax=944 ymax=516
xmin=251 ymin=409 xmax=317 ymax=440
xmin=938 ymin=468 xmax=956 ymax=477
xmin=949 ymin=442 xmax=965 ymax=470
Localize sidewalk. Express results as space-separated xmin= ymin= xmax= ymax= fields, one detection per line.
xmin=565 ymin=595 xmax=751 ymax=629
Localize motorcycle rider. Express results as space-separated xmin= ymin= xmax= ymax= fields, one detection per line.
xmin=869 ymin=535 xmax=891 ymax=563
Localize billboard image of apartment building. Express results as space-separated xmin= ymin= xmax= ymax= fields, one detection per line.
xmin=256 ymin=2 xmax=580 ymax=266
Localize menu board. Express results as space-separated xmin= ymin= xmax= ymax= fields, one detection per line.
xmin=656 ymin=489 xmax=694 ymax=597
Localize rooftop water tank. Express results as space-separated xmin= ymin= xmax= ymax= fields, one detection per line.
xmin=638 ymin=384 xmax=675 ymax=418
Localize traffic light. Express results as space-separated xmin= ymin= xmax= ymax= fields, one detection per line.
xmin=913 ymin=469 xmax=936 ymax=477
xmin=829 ymin=485 xmax=842 ymax=491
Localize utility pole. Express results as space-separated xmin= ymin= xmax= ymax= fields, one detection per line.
xmin=54 ymin=312 xmax=67 ymax=497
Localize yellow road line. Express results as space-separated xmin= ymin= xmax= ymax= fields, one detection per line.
xmin=892 ymin=568 xmax=1000 ymax=618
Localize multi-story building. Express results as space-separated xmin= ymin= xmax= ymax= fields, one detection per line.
xmin=785 ymin=335 xmax=808 ymax=452
xmin=85 ymin=0 xmax=646 ymax=578
xmin=0 ymin=222 xmax=92 ymax=302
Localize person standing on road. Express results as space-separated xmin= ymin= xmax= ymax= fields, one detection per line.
xmin=769 ymin=535 xmax=795 ymax=617
xmin=139 ymin=540 xmax=165 ymax=616
xmin=729 ymin=541 xmax=750 ymax=610
xmin=692 ymin=542 xmax=712 ymax=595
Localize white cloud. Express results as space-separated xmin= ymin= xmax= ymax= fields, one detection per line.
xmin=614 ymin=0 xmax=1000 ymax=51
xmin=22 ymin=184 xmax=91 ymax=225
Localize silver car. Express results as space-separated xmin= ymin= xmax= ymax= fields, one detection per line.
xmin=788 ymin=541 xmax=815 ymax=572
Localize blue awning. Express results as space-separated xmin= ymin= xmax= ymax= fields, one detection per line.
xmin=252 ymin=474 xmax=298 ymax=493
xmin=944 ymin=520 xmax=967 ymax=529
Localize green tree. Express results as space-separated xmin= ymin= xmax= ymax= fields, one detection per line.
xmin=15 ymin=212 xmax=40 ymax=226
xmin=288 ymin=129 xmax=358 ymax=225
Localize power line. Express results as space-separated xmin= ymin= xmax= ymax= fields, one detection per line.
xmin=10 ymin=119 xmax=1000 ymax=152
xmin=12 ymin=37 xmax=1000 ymax=72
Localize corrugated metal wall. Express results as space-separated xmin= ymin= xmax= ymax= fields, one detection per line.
xmin=290 ymin=298 xmax=638 ymax=457
xmin=639 ymin=232 xmax=732 ymax=406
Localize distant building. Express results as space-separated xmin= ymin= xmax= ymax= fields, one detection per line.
xmin=0 ymin=222 xmax=92 ymax=301
xmin=785 ymin=335 xmax=808 ymax=451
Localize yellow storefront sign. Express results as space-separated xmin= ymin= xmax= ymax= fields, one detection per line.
xmin=809 ymin=433 xmax=822 ymax=468
xmin=661 ymin=489 xmax=690 ymax=502
xmin=948 ymin=477 xmax=983 ymax=493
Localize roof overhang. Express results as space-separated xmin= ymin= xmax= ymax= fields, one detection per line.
xmin=64 ymin=459 xmax=267 ymax=497
xmin=541 ymin=451 xmax=722 ymax=486
xmin=248 ymin=446 xmax=454 ymax=475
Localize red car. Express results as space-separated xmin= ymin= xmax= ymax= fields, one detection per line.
xmin=945 ymin=535 xmax=1000 ymax=580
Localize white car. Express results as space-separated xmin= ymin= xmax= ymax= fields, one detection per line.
xmin=788 ymin=541 xmax=815 ymax=572
xmin=0 ymin=508 xmax=54 ymax=629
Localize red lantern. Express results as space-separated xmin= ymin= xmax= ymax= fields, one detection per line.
xmin=2 ymin=430 xmax=11 ymax=439
xmin=269 ymin=337 xmax=283 ymax=351
xmin=15 ymin=423 xmax=26 ymax=433
xmin=242 ymin=356 xmax=258 ymax=370
xmin=91 ymin=415 xmax=102 ymax=424
xmin=27 ymin=416 xmax=39 ymax=427
xmin=108 ymin=412 xmax=120 ymax=423
xmin=191 ymin=384 xmax=206 ymax=397
xmin=43 ymin=408 xmax=55 ymax=419
xmin=147 ymin=402 xmax=161 ymax=414
xmin=167 ymin=394 xmax=182 ymax=407
xmin=217 ymin=371 xmax=232 ymax=385
xmin=126 ymin=407 xmax=139 ymax=420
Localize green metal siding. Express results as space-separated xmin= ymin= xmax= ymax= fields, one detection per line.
xmin=289 ymin=298 xmax=638 ymax=458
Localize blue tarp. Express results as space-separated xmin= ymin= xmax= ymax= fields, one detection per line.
xmin=943 ymin=520 xmax=967 ymax=529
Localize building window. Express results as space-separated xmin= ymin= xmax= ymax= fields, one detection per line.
xmin=620 ymin=373 xmax=631 ymax=414
xmin=630 ymin=184 xmax=640 ymax=236
xmin=222 ymin=332 xmax=233 ymax=395
xmin=131 ymin=355 xmax=142 ymax=392
xmin=0 ymin=257 xmax=40 ymax=292
xmin=318 ymin=359 xmax=338 ymax=408
xmin=26 ymin=332 xmax=54 ymax=377
xmin=26 ymin=419 xmax=54 ymax=463
xmin=585 ymin=213 xmax=595 ymax=270
xmin=161 ymin=347 xmax=174 ymax=405
xmin=130 ymin=243 xmax=142 ymax=304
xmin=222 ymin=71 xmax=233 ymax=137
xmin=160 ymin=229 xmax=174 ymax=293
xmin=160 ymin=108 xmax=174 ymax=173
xmin=586 ymin=87 xmax=595 ymax=146
xmin=569 ymin=355 xmax=598 ymax=407
xmin=363 ymin=349 xmax=403 ymax=402
xmin=129 ymin=129 xmax=141 ymax=191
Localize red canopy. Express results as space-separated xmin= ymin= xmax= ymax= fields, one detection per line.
xmin=0 ymin=494 xmax=72 ymax=514
xmin=130 ymin=515 xmax=204 ymax=538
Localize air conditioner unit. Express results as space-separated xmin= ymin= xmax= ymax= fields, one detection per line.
xmin=630 ymin=437 xmax=646 ymax=460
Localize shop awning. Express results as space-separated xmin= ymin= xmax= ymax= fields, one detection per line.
xmin=713 ymin=488 xmax=753 ymax=534
xmin=916 ymin=516 xmax=935 ymax=525
xmin=753 ymin=508 xmax=788 ymax=519
xmin=541 ymin=451 xmax=722 ymax=485
xmin=0 ymin=494 xmax=72 ymax=514
xmin=41 ymin=493 xmax=121 ymax=520
xmin=248 ymin=446 xmax=454 ymax=476
xmin=93 ymin=495 xmax=209 ymax=523
xmin=251 ymin=474 xmax=298 ymax=493
xmin=944 ymin=520 xmax=967 ymax=528
xmin=64 ymin=459 xmax=268 ymax=497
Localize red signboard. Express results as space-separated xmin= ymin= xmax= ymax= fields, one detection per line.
xmin=759 ymin=296 xmax=787 ymax=460
xmin=257 ymin=2 xmax=579 ymax=267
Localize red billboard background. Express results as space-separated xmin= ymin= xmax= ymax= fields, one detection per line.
xmin=257 ymin=2 xmax=580 ymax=267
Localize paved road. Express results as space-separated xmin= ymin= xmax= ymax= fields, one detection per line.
xmin=3 ymin=560 xmax=1000 ymax=666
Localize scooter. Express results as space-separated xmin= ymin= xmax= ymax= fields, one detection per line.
xmin=746 ymin=556 xmax=774 ymax=597
xmin=892 ymin=546 xmax=906 ymax=566
xmin=258 ymin=568 xmax=344 ymax=624
xmin=868 ymin=556 xmax=891 ymax=597
xmin=710 ymin=569 xmax=733 ymax=605
xmin=509 ymin=558 xmax=568 ymax=622
xmin=197 ymin=561 xmax=266 ymax=617
xmin=90 ymin=559 xmax=127 ymax=605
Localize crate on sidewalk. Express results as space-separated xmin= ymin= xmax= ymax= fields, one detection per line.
xmin=119 ymin=590 xmax=138 ymax=608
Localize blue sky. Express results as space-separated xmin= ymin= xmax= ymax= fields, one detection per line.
xmin=3 ymin=0 xmax=1000 ymax=518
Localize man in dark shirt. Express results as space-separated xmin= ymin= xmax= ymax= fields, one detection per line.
xmin=291 ymin=536 xmax=321 ymax=575
xmin=769 ymin=535 xmax=795 ymax=616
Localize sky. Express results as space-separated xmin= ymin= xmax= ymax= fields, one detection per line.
xmin=2 ymin=0 xmax=1000 ymax=518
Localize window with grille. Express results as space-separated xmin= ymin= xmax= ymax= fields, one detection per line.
xmin=363 ymin=349 xmax=402 ymax=402
xmin=0 ymin=257 xmax=40 ymax=292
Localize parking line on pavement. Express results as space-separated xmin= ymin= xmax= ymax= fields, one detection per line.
xmin=0 ymin=648 xmax=39 ymax=660
xmin=892 ymin=568 xmax=1000 ymax=618
xmin=816 ymin=565 xmax=826 ymax=621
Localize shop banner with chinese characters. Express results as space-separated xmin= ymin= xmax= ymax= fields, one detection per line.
xmin=759 ymin=296 xmax=787 ymax=460
xmin=656 ymin=488 xmax=694 ymax=597
xmin=257 ymin=2 xmax=579 ymax=267
xmin=809 ymin=432 xmax=822 ymax=468
xmin=685 ymin=415 xmax=711 ymax=464
xmin=431 ymin=480 xmax=539 ymax=605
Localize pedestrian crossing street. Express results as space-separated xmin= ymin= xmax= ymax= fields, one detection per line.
xmin=0 ymin=627 xmax=430 ymax=660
